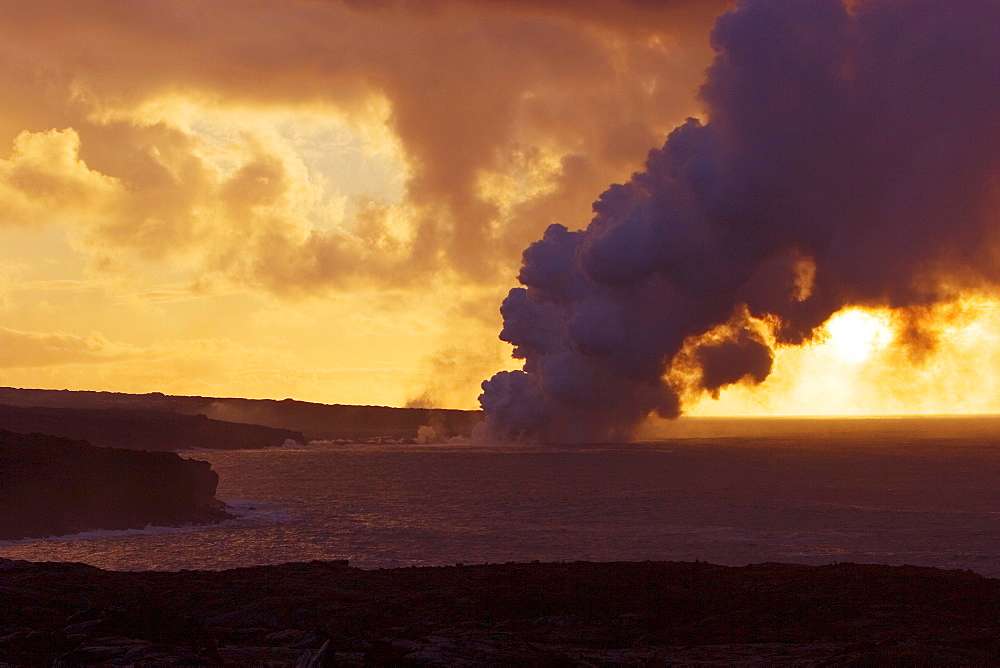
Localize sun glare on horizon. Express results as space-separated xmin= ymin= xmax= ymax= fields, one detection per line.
xmin=684 ymin=299 xmax=1000 ymax=418
xmin=821 ymin=308 xmax=893 ymax=364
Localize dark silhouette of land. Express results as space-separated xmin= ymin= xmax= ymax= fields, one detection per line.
xmin=5 ymin=389 xmax=996 ymax=664
xmin=0 ymin=387 xmax=480 ymax=542
xmin=1 ymin=559 xmax=998 ymax=665
xmin=0 ymin=430 xmax=231 ymax=541
xmin=0 ymin=404 xmax=304 ymax=452
xmin=0 ymin=387 xmax=481 ymax=442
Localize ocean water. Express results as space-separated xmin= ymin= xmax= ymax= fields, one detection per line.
xmin=2 ymin=419 xmax=999 ymax=574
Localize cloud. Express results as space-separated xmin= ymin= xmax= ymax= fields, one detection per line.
xmin=480 ymin=0 xmax=1000 ymax=442
xmin=0 ymin=327 xmax=128 ymax=368
xmin=405 ymin=341 xmax=517 ymax=409
xmin=0 ymin=129 xmax=119 ymax=227
xmin=0 ymin=0 xmax=726 ymax=295
xmin=685 ymin=300 xmax=1000 ymax=418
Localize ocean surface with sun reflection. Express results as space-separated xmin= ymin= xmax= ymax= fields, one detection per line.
xmin=2 ymin=417 xmax=999 ymax=575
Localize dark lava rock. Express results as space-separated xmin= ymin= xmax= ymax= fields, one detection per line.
xmin=2 ymin=558 xmax=1000 ymax=665
xmin=0 ymin=430 xmax=232 ymax=540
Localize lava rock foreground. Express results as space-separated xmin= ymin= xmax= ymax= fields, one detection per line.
xmin=1 ymin=559 xmax=999 ymax=666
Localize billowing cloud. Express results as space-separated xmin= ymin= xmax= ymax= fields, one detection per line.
xmin=0 ymin=0 xmax=725 ymax=295
xmin=4 ymin=0 xmax=1000 ymax=416
xmin=0 ymin=129 xmax=119 ymax=227
xmin=480 ymin=0 xmax=1000 ymax=442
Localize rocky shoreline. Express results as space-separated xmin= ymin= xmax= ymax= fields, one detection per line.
xmin=2 ymin=558 xmax=998 ymax=666
xmin=0 ymin=430 xmax=232 ymax=541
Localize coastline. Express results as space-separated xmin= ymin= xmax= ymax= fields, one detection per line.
xmin=0 ymin=430 xmax=233 ymax=542
xmin=0 ymin=498 xmax=291 ymax=557
xmin=2 ymin=558 xmax=998 ymax=665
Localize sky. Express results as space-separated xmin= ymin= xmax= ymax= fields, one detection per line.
xmin=3 ymin=0 xmax=999 ymax=416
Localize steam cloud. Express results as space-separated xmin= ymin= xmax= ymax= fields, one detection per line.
xmin=480 ymin=0 xmax=1000 ymax=442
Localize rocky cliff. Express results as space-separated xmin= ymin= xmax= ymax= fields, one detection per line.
xmin=0 ymin=430 xmax=232 ymax=541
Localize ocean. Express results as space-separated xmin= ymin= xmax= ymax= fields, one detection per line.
xmin=2 ymin=417 xmax=999 ymax=575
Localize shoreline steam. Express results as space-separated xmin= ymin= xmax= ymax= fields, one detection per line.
xmin=480 ymin=0 xmax=1000 ymax=442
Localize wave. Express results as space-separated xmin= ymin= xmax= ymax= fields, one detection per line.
xmin=0 ymin=499 xmax=295 ymax=547
xmin=0 ymin=522 xmax=222 ymax=547
xmin=222 ymin=498 xmax=297 ymax=523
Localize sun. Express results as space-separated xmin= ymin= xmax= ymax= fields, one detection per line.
xmin=821 ymin=308 xmax=893 ymax=363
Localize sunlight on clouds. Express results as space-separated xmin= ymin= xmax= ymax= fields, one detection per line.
xmin=4 ymin=114 xmax=997 ymax=413
xmin=0 ymin=213 xmax=506 ymax=409
xmin=0 ymin=0 xmax=734 ymax=408
xmin=123 ymin=96 xmax=412 ymax=214
xmin=0 ymin=327 xmax=130 ymax=368
xmin=821 ymin=308 xmax=893 ymax=364
xmin=477 ymin=146 xmax=565 ymax=234
xmin=0 ymin=129 xmax=119 ymax=227
xmin=33 ymin=0 xmax=1000 ymax=418
xmin=103 ymin=95 xmax=416 ymax=255
xmin=689 ymin=299 xmax=1000 ymax=417
xmin=25 ymin=92 xmax=429 ymax=293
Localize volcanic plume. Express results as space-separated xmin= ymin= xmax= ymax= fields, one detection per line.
xmin=480 ymin=0 xmax=1000 ymax=442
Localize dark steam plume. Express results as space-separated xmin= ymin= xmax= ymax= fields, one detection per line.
xmin=480 ymin=0 xmax=1000 ymax=442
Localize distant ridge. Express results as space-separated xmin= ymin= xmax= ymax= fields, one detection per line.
xmin=0 ymin=403 xmax=303 ymax=452
xmin=0 ymin=387 xmax=482 ymax=442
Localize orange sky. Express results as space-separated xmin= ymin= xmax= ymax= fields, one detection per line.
xmin=2 ymin=0 xmax=997 ymax=414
